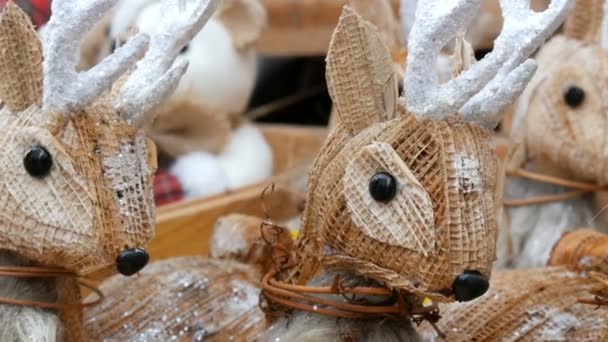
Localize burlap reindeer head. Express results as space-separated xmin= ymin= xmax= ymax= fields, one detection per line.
xmin=289 ymin=1 xmax=571 ymax=302
xmin=0 ymin=0 xmax=217 ymax=276
xmin=511 ymin=0 xmax=608 ymax=185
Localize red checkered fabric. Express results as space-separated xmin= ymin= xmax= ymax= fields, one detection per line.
xmin=0 ymin=0 xmax=51 ymax=27
xmin=154 ymin=171 xmax=184 ymax=206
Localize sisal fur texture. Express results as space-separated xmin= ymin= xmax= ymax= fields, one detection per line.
xmin=0 ymin=252 xmax=62 ymax=341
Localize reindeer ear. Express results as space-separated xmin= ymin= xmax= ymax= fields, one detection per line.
xmin=0 ymin=2 xmax=43 ymax=112
xmin=564 ymin=0 xmax=605 ymax=45
xmin=216 ymin=0 xmax=267 ymax=51
xmin=326 ymin=6 xmax=398 ymax=135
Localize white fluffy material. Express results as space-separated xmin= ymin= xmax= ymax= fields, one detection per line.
xmin=217 ymin=124 xmax=273 ymax=189
xmin=130 ymin=0 xmax=257 ymax=115
xmin=0 ymin=252 xmax=63 ymax=340
xmin=170 ymin=151 xmax=229 ymax=198
xmin=171 ymin=125 xmax=273 ymax=198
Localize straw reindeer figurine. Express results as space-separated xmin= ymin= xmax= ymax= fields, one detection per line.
xmin=0 ymin=0 xmax=215 ymax=340
xmin=418 ymin=229 xmax=608 ymax=341
xmin=83 ymin=1 xmax=570 ymax=341
xmin=498 ymin=0 xmax=608 ymax=269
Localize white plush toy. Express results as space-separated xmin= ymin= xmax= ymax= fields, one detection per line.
xmin=110 ymin=0 xmax=273 ymax=198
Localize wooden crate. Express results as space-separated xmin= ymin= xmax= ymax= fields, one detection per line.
xmin=147 ymin=124 xmax=327 ymax=260
xmin=257 ymin=0 xmax=400 ymax=56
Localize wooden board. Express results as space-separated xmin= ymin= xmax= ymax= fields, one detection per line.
xmin=257 ymin=0 xmax=400 ymax=56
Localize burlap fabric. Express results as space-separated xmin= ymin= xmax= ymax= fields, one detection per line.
xmin=84 ymin=257 xmax=266 ymax=341
xmin=419 ymin=267 xmax=607 ymax=341
xmin=549 ymin=229 xmax=608 ymax=273
xmin=0 ymin=2 xmax=155 ymax=276
xmin=510 ymin=0 xmax=608 ymax=185
xmin=499 ymin=0 xmax=608 ymax=269
xmin=285 ymin=7 xmax=500 ymax=302
xmin=0 ymin=2 xmax=158 ymax=340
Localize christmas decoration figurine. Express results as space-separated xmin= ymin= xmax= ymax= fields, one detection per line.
xmin=0 ymin=0 xmax=216 ymax=340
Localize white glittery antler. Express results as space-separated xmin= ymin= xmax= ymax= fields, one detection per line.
xmin=42 ymin=0 xmax=151 ymax=114
xmin=461 ymin=0 xmax=574 ymax=128
xmin=115 ymin=0 xmax=219 ymax=127
xmin=400 ymin=0 xmax=417 ymax=42
xmin=405 ymin=0 xmax=572 ymax=126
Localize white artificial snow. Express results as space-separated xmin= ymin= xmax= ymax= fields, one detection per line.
xmin=404 ymin=0 xmax=572 ymax=128
xmin=42 ymin=0 xmax=150 ymax=114
xmin=171 ymin=151 xmax=229 ymax=198
xmin=217 ymin=124 xmax=273 ymax=189
xmin=115 ymin=0 xmax=220 ymax=124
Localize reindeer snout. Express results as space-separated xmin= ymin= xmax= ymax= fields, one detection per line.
xmin=452 ymin=270 xmax=489 ymax=302
xmin=116 ymin=248 xmax=149 ymax=276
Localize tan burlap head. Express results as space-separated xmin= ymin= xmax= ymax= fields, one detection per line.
xmin=285 ymin=2 xmax=571 ymax=302
xmin=0 ymin=0 xmax=217 ymax=275
xmin=419 ymin=267 xmax=607 ymax=341
xmin=511 ymin=0 xmax=608 ymax=184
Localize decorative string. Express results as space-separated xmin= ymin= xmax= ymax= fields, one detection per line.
xmin=503 ymin=168 xmax=608 ymax=207
xmin=257 ymin=184 xmax=444 ymax=337
xmin=0 ymin=266 xmax=103 ymax=310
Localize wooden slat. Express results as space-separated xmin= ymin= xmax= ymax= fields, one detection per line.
xmin=257 ymin=0 xmax=400 ymax=56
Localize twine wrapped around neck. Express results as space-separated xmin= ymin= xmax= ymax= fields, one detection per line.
xmin=0 ymin=266 xmax=103 ymax=310
xmin=257 ymin=215 xmax=445 ymax=337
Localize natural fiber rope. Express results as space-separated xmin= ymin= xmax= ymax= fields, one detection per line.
xmin=0 ymin=266 xmax=103 ymax=310
xmin=578 ymin=272 xmax=608 ymax=308
xmin=261 ymin=267 xmax=441 ymax=319
xmin=257 ymin=188 xmax=444 ymax=336
xmin=503 ymin=168 xmax=608 ymax=207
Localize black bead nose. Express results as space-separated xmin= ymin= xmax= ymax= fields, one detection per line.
xmin=452 ymin=270 xmax=489 ymax=302
xmin=116 ymin=248 xmax=149 ymax=276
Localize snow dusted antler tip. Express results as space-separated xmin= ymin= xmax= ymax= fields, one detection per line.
xmin=42 ymin=0 xmax=151 ymax=114
xmin=405 ymin=0 xmax=573 ymax=128
xmin=115 ymin=0 xmax=220 ymax=128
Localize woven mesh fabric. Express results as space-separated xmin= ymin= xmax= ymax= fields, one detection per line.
xmin=84 ymin=257 xmax=266 ymax=341
xmin=563 ymin=0 xmax=604 ymax=45
xmin=281 ymin=7 xmax=499 ymax=303
xmin=0 ymin=2 xmax=42 ymax=112
xmin=513 ymin=19 xmax=608 ymax=185
xmin=0 ymin=3 xmax=156 ymax=274
xmin=418 ymin=267 xmax=607 ymax=341
xmin=548 ymin=229 xmax=608 ymax=273
xmin=289 ymin=112 xmax=498 ymax=302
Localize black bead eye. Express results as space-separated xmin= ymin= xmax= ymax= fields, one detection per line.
xmin=24 ymin=145 xmax=53 ymax=178
xmin=180 ymin=44 xmax=189 ymax=54
xmin=452 ymin=270 xmax=489 ymax=302
xmin=564 ymin=85 xmax=585 ymax=108
xmin=369 ymin=172 xmax=398 ymax=203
